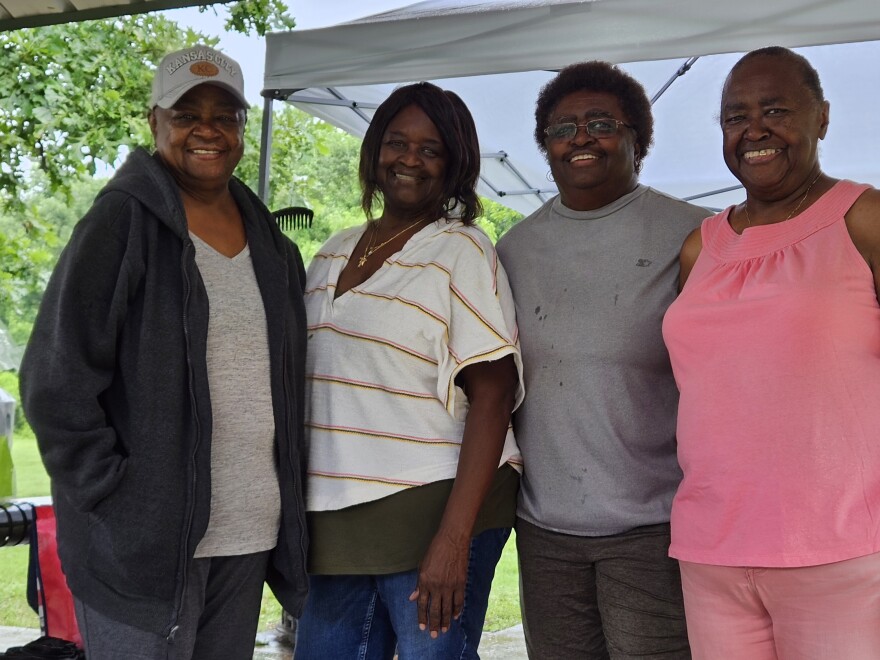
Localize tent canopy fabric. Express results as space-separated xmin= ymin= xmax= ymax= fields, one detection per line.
xmin=261 ymin=0 xmax=880 ymax=215
xmin=0 ymin=0 xmax=204 ymax=32
xmin=264 ymin=0 xmax=880 ymax=90
xmin=0 ymin=0 xmax=205 ymax=32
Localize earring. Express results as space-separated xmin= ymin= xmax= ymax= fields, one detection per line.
xmin=546 ymin=170 xmax=555 ymax=182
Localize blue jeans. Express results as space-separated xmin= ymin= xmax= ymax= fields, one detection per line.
xmin=294 ymin=527 xmax=511 ymax=660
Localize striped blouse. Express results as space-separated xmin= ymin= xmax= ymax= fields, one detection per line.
xmin=304 ymin=219 xmax=524 ymax=512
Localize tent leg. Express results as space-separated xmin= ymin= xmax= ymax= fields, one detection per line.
xmin=258 ymin=96 xmax=274 ymax=204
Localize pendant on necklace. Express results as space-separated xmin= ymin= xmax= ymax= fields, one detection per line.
xmin=357 ymin=255 xmax=367 ymax=268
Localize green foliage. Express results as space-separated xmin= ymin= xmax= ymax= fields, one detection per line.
xmin=0 ymin=215 xmax=58 ymax=346
xmin=478 ymin=198 xmax=524 ymax=242
xmin=0 ymin=15 xmax=206 ymax=208
xmin=237 ymin=105 xmax=364 ymax=263
xmin=203 ymin=0 xmax=296 ymax=36
xmin=0 ymin=3 xmax=298 ymax=356
xmin=0 ymin=173 xmax=104 ymax=346
xmin=0 ymin=2 xmax=297 ymax=208
xmin=0 ymin=1 xmax=520 ymax=356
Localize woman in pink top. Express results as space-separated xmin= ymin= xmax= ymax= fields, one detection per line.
xmin=662 ymin=47 xmax=880 ymax=659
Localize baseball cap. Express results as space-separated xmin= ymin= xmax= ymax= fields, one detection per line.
xmin=151 ymin=46 xmax=248 ymax=109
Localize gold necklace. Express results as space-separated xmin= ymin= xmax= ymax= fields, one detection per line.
xmin=357 ymin=218 xmax=426 ymax=268
xmin=744 ymin=172 xmax=822 ymax=227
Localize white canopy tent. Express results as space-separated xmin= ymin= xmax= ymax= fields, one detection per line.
xmin=260 ymin=0 xmax=880 ymax=215
xmin=0 ymin=0 xmax=205 ymax=31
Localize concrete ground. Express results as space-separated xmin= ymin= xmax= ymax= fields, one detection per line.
xmin=2 ymin=623 xmax=528 ymax=659
xmin=254 ymin=623 xmax=528 ymax=659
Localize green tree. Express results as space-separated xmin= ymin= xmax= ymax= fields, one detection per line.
xmin=0 ymin=15 xmax=200 ymax=207
xmin=204 ymin=0 xmax=295 ymax=36
xmin=0 ymin=221 xmax=59 ymax=347
xmin=237 ymin=105 xmax=364 ymax=262
xmin=0 ymin=172 xmax=104 ymax=346
xmin=0 ymin=2 xmax=295 ymax=345
xmin=478 ymin=199 xmax=524 ymax=242
xmin=0 ymin=2 xmax=294 ymax=209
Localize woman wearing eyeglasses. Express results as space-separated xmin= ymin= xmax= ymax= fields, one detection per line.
xmin=496 ymin=61 xmax=706 ymax=659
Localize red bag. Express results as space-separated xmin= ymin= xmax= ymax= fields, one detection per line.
xmin=30 ymin=504 xmax=82 ymax=648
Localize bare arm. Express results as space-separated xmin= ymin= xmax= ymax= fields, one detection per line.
xmin=410 ymin=354 xmax=518 ymax=637
xmin=678 ymin=226 xmax=704 ymax=292
xmin=844 ymin=188 xmax=880 ymax=303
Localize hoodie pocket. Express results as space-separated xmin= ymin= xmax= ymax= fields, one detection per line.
xmin=86 ymin=477 xmax=182 ymax=600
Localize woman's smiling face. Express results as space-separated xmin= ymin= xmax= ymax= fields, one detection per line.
xmin=544 ymin=90 xmax=639 ymax=211
xmin=720 ymin=55 xmax=829 ymax=202
xmin=149 ymin=84 xmax=246 ymax=196
xmin=376 ymin=104 xmax=449 ymax=221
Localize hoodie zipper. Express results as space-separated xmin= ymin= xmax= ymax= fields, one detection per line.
xmin=167 ymin=238 xmax=202 ymax=641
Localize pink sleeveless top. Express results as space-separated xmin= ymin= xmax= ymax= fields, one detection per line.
xmin=662 ymin=180 xmax=880 ymax=567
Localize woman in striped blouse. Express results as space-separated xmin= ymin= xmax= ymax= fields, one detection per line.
xmin=294 ymin=82 xmax=524 ymax=660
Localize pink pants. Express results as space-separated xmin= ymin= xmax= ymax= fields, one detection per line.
xmin=679 ymin=552 xmax=880 ymax=660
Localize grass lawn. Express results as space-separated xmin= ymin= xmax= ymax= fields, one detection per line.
xmin=2 ymin=427 xmax=522 ymax=634
xmin=3 ymin=426 xmax=46 ymax=630
xmin=484 ymin=531 xmax=521 ymax=631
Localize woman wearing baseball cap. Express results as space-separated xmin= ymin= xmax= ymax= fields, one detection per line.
xmin=21 ymin=46 xmax=309 ymax=659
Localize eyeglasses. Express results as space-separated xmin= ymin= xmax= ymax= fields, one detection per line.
xmin=544 ymin=118 xmax=633 ymax=141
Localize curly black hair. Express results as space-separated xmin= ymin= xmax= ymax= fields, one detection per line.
xmin=726 ymin=46 xmax=825 ymax=104
xmin=359 ymin=82 xmax=482 ymax=225
xmin=534 ymin=61 xmax=653 ymax=173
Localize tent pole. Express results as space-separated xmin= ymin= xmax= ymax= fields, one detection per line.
xmin=651 ymin=57 xmax=700 ymax=104
xmin=258 ymin=95 xmax=275 ymax=204
xmin=683 ymin=184 xmax=743 ymax=201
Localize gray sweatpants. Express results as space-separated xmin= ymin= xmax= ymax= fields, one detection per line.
xmin=516 ymin=519 xmax=690 ymax=660
xmin=73 ymin=551 xmax=270 ymax=660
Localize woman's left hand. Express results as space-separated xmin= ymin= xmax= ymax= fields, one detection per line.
xmin=410 ymin=528 xmax=470 ymax=637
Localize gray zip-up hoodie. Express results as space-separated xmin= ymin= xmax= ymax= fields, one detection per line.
xmin=20 ymin=147 xmax=309 ymax=636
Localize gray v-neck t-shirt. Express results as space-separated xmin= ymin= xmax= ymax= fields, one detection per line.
xmin=190 ymin=233 xmax=280 ymax=557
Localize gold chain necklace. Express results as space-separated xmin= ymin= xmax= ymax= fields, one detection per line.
xmin=744 ymin=172 xmax=822 ymax=227
xmin=357 ymin=218 xmax=426 ymax=268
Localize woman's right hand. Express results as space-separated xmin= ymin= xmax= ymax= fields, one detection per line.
xmin=409 ymin=528 xmax=470 ymax=638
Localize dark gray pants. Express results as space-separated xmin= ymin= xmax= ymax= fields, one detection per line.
xmin=74 ymin=551 xmax=271 ymax=660
xmin=516 ymin=518 xmax=690 ymax=660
